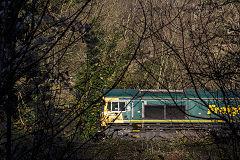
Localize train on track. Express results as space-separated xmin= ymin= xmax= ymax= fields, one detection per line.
xmin=101 ymin=89 xmax=240 ymax=134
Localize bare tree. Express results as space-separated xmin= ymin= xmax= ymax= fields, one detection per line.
xmin=0 ymin=0 xmax=149 ymax=159
xmin=0 ymin=0 xmax=97 ymax=159
xmin=125 ymin=0 xmax=240 ymax=159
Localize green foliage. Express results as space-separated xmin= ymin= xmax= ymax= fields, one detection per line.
xmin=74 ymin=103 xmax=103 ymax=139
xmin=74 ymin=19 xmax=133 ymax=90
xmin=73 ymin=16 xmax=135 ymax=138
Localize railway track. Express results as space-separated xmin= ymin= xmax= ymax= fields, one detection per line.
xmin=102 ymin=123 xmax=238 ymax=140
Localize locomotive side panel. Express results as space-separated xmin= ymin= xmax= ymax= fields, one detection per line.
xmin=143 ymin=99 xmax=187 ymax=121
xmin=101 ymin=89 xmax=240 ymax=126
xmin=187 ymin=99 xmax=212 ymax=121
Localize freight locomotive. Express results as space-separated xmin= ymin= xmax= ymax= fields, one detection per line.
xmin=101 ymin=89 xmax=240 ymax=130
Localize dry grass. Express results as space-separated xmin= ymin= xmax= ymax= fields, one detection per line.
xmin=88 ymin=134 xmax=237 ymax=160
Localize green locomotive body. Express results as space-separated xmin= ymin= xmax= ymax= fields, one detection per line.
xmin=102 ymin=89 xmax=240 ymax=127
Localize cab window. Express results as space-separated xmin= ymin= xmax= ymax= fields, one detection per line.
xmin=106 ymin=101 xmax=126 ymax=112
xmin=119 ymin=102 xmax=126 ymax=111
xmin=112 ymin=102 xmax=118 ymax=111
xmin=107 ymin=102 xmax=111 ymax=111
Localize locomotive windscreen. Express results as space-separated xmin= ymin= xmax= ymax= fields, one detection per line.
xmin=144 ymin=105 xmax=185 ymax=120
